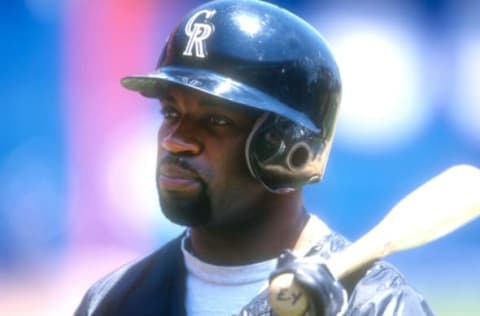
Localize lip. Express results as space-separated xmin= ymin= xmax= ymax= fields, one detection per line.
xmin=158 ymin=163 xmax=202 ymax=192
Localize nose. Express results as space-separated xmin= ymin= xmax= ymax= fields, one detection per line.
xmin=160 ymin=120 xmax=202 ymax=156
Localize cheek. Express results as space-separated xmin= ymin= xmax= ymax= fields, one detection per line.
xmin=157 ymin=124 xmax=169 ymax=143
xmin=156 ymin=129 xmax=163 ymax=161
xmin=156 ymin=124 xmax=172 ymax=154
xmin=210 ymin=137 xmax=255 ymax=186
xmin=219 ymin=134 xmax=244 ymax=163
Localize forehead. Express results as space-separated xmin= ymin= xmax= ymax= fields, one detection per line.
xmin=160 ymin=85 xmax=261 ymax=117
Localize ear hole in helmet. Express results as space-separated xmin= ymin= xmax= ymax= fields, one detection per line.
xmin=287 ymin=142 xmax=312 ymax=170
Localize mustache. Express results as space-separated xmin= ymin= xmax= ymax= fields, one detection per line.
xmin=158 ymin=154 xmax=207 ymax=181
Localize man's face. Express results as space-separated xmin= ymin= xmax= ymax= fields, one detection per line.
xmin=156 ymin=86 xmax=265 ymax=228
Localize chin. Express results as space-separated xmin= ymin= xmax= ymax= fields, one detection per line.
xmin=158 ymin=189 xmax=212 ymax=227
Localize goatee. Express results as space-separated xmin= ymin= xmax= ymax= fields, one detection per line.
xmin=158 ymin=185 xmax=211 ymax=227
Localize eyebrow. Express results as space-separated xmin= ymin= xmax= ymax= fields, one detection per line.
xmin=198 ymin=97 xmax=227 ymax=108
xmin=160 ymin=91 xmax=260 ymax=119
xmin=159 ymin=94 xmax=175 ymax=103
xmin=159 ymin=94 xmax=233 ymax=112
xmin=198 ymin=97 xmax=252 ymax=116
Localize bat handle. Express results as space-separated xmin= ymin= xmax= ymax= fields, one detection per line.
xmin=269 ymin=237 xmax=381 ymax=316
xmin=268 ymin=273 xmax=309 ymax=316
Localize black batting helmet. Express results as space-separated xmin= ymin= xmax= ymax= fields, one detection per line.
xmin=121 ymin=0 xmax=342 ymax=193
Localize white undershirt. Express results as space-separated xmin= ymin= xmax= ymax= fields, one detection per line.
xmin=182 ymin=215 xmax=330 ymax=316
xmin=182 ymin=236 xmax=277 ymax=316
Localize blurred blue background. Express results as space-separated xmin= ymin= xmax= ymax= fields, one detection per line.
xmin=0 ymin=0 xmax=479 ymax=315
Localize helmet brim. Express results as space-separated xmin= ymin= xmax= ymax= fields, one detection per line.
xmin=121 ymin=66 xmax=319 ymax=133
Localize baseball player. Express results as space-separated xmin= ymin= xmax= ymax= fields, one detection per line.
xmin=75 ymin=1 xmax=434 ymax=315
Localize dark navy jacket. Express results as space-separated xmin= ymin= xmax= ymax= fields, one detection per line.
xmin=75 ymin=236 xmax=187 ymax=316
xmin=75 ymin=232 xmax=434 ymax=316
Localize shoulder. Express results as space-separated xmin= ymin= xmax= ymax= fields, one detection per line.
xmin=310 ymin=231 xmax=435 ymax=315
xmin=347 ymin=261 xmax=434 ymax=315
xmin=74 ymin=234 xmax=185 ymax=316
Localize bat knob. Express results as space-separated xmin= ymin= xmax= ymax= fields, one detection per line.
xmin=268 ymin=273 xmax=309 ymax=316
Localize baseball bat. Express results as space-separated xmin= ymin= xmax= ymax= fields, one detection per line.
xmin=269 ymin=164 xmax=480 ymax=316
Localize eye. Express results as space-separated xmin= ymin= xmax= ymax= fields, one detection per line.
xmin=160 ymin=106 xmax=180 ymax=122
xmin=207 ymin=114 xmax=233 ymax=127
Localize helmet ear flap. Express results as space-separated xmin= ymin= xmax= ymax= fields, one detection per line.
xmin=245 ymin=113 xmax=326 ymax=193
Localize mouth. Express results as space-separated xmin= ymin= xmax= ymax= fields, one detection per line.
xmin=157 ymin=163 xmax=203 ymax=192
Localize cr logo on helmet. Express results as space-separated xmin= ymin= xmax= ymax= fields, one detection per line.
xmin=183 ymin=9 xmax=216 ymax=58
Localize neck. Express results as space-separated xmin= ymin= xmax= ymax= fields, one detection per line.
xmin=188 ymin=190 xmax=309 ymax=266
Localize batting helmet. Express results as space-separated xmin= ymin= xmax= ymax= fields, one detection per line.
xmin=121 ymin=0 xmax=341 ymax=193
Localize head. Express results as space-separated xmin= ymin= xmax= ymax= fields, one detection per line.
xmin=121 ymin=0 xmax=341 ymax=227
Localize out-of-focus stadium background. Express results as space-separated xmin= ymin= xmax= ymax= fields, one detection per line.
xmin=1 ymin=0 xmax=479 ymax=315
